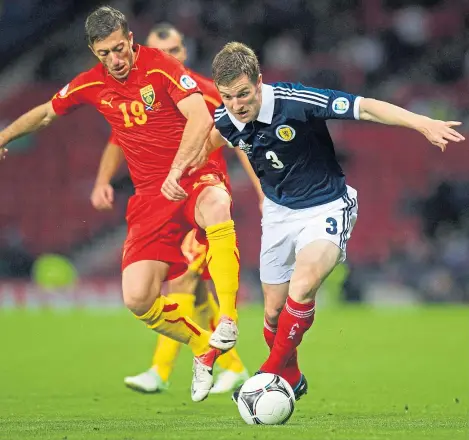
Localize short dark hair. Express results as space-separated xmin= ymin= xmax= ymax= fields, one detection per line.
xmin=212 ymin=42 xmax=260 ymax=86
xmin=85 ymin=6 xmax=129 ymax=46
xmin=149 ymin=22 xmax=182 ymax=40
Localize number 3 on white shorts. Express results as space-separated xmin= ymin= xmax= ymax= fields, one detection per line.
xmin=326 ymin=217 xmax=338 ymax=235
xmin=266 ymin=151 xmax=284 ymax=169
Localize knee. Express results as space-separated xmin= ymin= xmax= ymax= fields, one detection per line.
xmin=264 ymin=293 xmax=285 ymax=325
xmin=122 ymin=281 xmax=160 ymax=316
xmin=264 ymin=305 xmax=283 ymax=326
xmin=262 ymin=283 xmax=288 ymax=325
xmin=290 ymin=269 xmax=323 ymax=302
xmin=297 ymin=275 xmax=321 ymax=295
xmin=198 ymin=188 xmax=231 ymax=226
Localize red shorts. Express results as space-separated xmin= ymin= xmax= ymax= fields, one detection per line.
xmin=122 ymin=169 xmax=229 ymax=280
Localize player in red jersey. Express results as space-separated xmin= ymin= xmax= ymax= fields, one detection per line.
xmin=91 ymin=23 xmax=262 ymax=394
xmin=0 ymin=6 xmax=241 ymax=402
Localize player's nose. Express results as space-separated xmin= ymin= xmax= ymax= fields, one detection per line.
xmin=110 ymin=53 xmax=120 ymax=66
xmin=232 ymin=98 xmax=243 ymax=111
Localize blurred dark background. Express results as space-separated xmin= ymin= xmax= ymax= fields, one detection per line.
xmin=0 ymin=0 xmax=468 ymax=306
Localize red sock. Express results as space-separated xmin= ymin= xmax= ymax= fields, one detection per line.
xmin=282 ymin=350 xmax=301 ymax=387
xmin=261 ymin=297 xmax=315 ymax=380
xmin=263 ymin=317 xmax=303 ymax=387
xmin=263 ymin=318 xmax=277 ymax=349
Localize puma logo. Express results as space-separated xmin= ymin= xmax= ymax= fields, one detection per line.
xmin=101 ymin=97 xmax=114 ymax=108
xmin=288 ymin=323 xmax=300 ymax=340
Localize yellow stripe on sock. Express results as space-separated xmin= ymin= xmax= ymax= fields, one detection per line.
xmin=134 ymin=295 xmax=210 ymax=356
xmin=151 ymin=294 xmax=195 ymax=381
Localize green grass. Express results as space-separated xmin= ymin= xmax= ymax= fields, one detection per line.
xmin=0 ymin=304 xmax=468 ymax=440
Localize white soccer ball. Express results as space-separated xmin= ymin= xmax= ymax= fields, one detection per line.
xmin=237 ymin=373 xmax=295 ymax=425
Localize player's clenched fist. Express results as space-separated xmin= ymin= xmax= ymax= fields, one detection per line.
xmin=90 ymin=183 xmax=114 ymax=210
xmin=161 ymin=167 xmax=187 ymax=201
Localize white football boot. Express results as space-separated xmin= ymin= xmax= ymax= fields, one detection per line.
xmin=210 ymin=369 xmax=250 ymax=394
xmin=209 ymin=316 xmax=239 ymax=351
xmin=191 ymin=348 xmax=220 ymax=402
xmin=124 ymin=368 xmax=169 ymax=393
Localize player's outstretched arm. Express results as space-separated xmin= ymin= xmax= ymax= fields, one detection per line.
xmin=0 ymin=101 xmax=58 ymax=160
xmin=358 ymin=98 xmax=465 ymax=151
xmin=90 ymin=140 xmax=125 ymax=211
xmin=161 ymin=93 xmax=213 ymax=201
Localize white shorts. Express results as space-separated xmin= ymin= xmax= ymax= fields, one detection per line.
xmin=260 ymin=185 xmax=358 ymax=284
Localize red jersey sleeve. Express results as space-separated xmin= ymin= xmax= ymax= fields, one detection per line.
xmin=51 ymin=70 xmax=104 ymax=116
xmin=202 ymin=94 xmax=221 ymax=116
xmin=148 ymin=51 xmax=201 ymax=106
xmin=108 ymin=131 xmax=119 ymax=146
xmin=186 ymin=70 xmax=222 ymax=117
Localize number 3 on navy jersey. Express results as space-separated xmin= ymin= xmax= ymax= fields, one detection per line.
xmin=266 ymin=151 xmax=284 ymax=169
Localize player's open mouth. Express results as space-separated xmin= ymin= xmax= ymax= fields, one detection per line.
xmin=238 ymin=111 xmax=248 ymax=117
xmin=114 ymin=64 xmax=127 ymax=74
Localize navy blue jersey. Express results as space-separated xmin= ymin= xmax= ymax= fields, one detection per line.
xmin=214 ymin=82 xmax=361 ymax=209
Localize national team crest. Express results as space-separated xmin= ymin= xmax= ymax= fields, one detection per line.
xmin=276 ymin=125 xmax=296 ymax=142
xmin=140 ymin=84 xmax=155 ymax=110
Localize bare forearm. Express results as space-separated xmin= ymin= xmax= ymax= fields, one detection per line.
xmin=95 ymin=142 xmax=125 ymax=186
xmin=0 ymin=102 xmax=57 ymax=144
xmin=359 ymin=98 xmax=430 ymax=132
xmin=358 ymin=97 xmax=465 ymax=151
xmin=234 ymin=148 xmax=263 ymax=199
xmin=172 ymin=114 xmax=213 ymax=172
xmin=205 ymin=127 xmax=228 ymax=155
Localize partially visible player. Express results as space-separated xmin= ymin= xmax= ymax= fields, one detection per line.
xmin=91 ymin=23 xmax=259 ymax=394
xmin=0 ymin=7 xmax=242 ymax=402
xmin=191 ymin=42 xmax=465 ymax=402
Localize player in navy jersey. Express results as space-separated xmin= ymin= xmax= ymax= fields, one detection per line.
xmin=188 ymin=42 xmax=465 ymax=403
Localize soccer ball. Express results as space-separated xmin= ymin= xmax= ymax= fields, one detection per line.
xmin=237 ymin=373 xmax=295 ymax=425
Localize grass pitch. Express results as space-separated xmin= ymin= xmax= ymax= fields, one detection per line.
xmin=0 ymin=304 xmax=467 ymax=440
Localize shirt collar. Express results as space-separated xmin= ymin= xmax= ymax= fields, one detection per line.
xmin=227 ymin=83 xmax=275 ymax=132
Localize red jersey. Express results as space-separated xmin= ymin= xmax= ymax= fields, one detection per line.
xmin=52 ymin=45 xmax=206 ymax=194
xmin=186 ymin=69 xmax=228 ymax=177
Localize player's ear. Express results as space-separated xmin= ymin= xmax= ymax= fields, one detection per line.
xmin=257 ymin=74 xmax=263 ymax=90
xmin=181 ymin=45 xmax=188 ymax=64
xmin=128 ymin=31 xmax=134 ymax=46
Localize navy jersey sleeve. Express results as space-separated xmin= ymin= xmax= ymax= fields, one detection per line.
xmin=274 ymin=83 xmax=362 ymax=121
